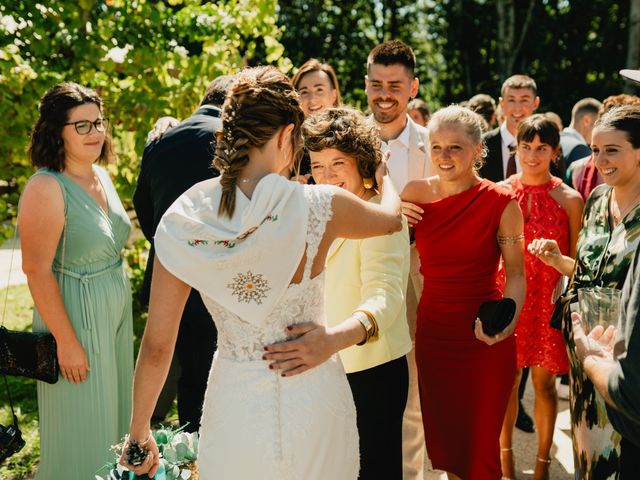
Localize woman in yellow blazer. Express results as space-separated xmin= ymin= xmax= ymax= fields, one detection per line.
xmin=305 ymin=107 xmax=413 ymax=480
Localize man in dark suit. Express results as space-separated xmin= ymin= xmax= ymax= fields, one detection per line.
xmin=133 ymin=75 xmax=233 ymax=432
xmin=560 ymin=97 xmax=602 ymax=167
xmin=480 ymin=74 xmax=539 ymax=183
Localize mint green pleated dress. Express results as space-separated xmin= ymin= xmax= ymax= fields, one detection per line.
xmin=31 ymin=166 xmax=133 ymax=480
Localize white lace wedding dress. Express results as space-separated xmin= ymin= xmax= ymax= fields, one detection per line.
xmin=195 ymin=186 xmax=359 ymax=479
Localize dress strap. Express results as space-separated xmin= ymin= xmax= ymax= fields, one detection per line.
xmin=548 ymin=175 xmax=563 ymax=190
xmin=302 ymin=185 xmax=335 ymax=280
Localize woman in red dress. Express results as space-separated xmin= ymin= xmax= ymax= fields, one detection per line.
xmin=402 ymin=105 xmax=526 ymax=480
xmin=498 ymin=115 xmax=583 ymax=479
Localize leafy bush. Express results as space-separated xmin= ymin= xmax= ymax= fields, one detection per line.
xmin=0 ymin=0 xmax=288 ymax=239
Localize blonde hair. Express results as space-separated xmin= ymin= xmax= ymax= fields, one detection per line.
xmin=427 ymin=105 xmax=487 ymax=170
xmin=214 ymin=66 xmax=305 ymax=217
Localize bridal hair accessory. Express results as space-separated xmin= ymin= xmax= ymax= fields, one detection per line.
xmin=363 ymin=178 xmax=374 ymax=190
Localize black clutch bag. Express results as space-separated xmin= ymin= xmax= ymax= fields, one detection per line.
xmin=0 ymin=327 xmax=59 ymax=384
xmin=476 ymin=298 xmax=516 ymax=336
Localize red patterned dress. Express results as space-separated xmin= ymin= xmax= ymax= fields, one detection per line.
xmin=506 ymin=175 xmax=569 ymax=374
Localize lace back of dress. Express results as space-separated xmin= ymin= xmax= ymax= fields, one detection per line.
xmin=202 ymin=185 xmax=336 ymax=361
xmin=302 ymin=185 xmax=335 ymax=281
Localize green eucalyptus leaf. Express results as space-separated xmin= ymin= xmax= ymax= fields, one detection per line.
xmin=174 ymin=442 xmax=188 ymax=461
xmin=163 ymin=448 xmax=178 ymax=463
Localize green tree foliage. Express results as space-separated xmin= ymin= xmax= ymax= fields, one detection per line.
xmin=277 ymin=0 xmax=438 ymax=109
xmin=429 ymin=0 xmax=634 ymax=120
xmin=0 ymin=0 xmax=285 ymax=240
xmin=278 ymin=0 xmax=637 ymax=123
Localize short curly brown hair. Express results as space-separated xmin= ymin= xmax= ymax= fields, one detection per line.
xmin=28 ymin=82 xmax=114 ymax=171
xmin=303 ymin=107 xmax=382 ymax=187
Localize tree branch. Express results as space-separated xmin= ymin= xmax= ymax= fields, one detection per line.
xmin=508 ymin=0 xmax=536 ymax=74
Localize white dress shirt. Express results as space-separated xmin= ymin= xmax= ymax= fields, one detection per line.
xmin=500 ymin=122 xmax=520 ymax=178
xmin=381 ymin=120 xmax=412 ymax=192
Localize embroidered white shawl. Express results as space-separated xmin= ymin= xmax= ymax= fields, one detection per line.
xmin=155 ymin=174 xmax=309 ymax=322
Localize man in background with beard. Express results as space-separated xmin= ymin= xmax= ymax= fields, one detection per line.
xmin=365 ymin=39 xmax=432 ymax=480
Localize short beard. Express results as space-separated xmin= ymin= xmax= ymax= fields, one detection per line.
xmin=373 ymin=109 xmax=402 ymax=124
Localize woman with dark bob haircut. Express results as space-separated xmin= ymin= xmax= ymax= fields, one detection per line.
xmin=18 ymin=82 xmax=133 ymax=479
xmin=304 ymin=107 xmax=412 ymax=479
xmin=498 ymin=114 xmax=583 ymax=480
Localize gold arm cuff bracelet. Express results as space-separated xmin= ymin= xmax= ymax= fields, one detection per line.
xmin=497 ymin=233 xmax=524 ymax=245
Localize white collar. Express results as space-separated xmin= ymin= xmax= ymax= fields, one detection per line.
xmin=500 ymin=122 xmax=516 ymax=148
xmin=384 ymin=117 xmax=411 ymax=148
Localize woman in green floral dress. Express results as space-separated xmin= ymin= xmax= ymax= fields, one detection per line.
xmin=531 ymin=105 xmax=640 ymax=478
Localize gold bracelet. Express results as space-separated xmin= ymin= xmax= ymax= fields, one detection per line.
xmin=353 ymin=309 xmax=380 ymax=345
xmin=497 ymin=233 xmax=524 ymax=245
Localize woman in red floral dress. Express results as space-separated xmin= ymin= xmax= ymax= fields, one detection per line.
xmin=499 ymin=115 xmax=584 ymax=480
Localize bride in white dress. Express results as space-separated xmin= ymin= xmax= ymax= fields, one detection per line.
xmin=121 ymin=66 xmax=402 ymax=479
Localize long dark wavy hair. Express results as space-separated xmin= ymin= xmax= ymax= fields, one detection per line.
xmin=28 ymin=82 xmax=114 ymax=171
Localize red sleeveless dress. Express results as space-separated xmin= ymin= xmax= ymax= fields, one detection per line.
xmin=414 ymin=179 xmax=516 ymax=480
xmin=505 ymin=175 xmax=569 ymax=374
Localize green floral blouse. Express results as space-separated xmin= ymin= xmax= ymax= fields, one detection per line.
xmin=564 ymin=184 xmax=640 ymax=479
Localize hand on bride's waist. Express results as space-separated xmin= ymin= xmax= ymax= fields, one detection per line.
xmin=263 ymin=319 xmax=366 ymax=377
xmin=263 ymin=323 xmax=337 ymax=377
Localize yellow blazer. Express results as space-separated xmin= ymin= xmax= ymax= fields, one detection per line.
xmin=325 ymin=199 xmax=412 ymax=373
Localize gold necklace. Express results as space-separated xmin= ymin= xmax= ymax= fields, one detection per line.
xmin=612 ymin=187 xmax=640 ymax=225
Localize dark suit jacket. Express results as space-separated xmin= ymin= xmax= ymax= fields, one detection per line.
xmin=134 ymin=105 xmax=221 ymax=311
xmin=480 ymin=125 xmax=564 ymax=182
xmin=480 ymin=127 xmax=504 ymax=182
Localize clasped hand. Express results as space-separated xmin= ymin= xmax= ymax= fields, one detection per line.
xmin=473 ymin=318 xmax=515 ymax=346
xmin=263 ymin=322 xmax=336 ymax=377
xmin=118 ymin=434 xmax=160 ymax=477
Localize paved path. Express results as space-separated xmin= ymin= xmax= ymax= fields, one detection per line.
xmin=0 ymin=238 xmax=26 ymax=287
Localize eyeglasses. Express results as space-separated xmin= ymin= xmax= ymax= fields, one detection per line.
xmin=64 ymin=118 xmax=109 ymax=135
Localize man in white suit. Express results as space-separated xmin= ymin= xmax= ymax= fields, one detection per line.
xmin=366 ymin=39 xmax=432 ymax=480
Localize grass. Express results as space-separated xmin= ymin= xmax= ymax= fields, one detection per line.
xmin=0 ymin=284 xmax=179 ymax=479
xmin=0 ymin=284 xmax=39 ymax=479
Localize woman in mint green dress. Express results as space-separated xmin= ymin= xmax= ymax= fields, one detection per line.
xmin=18 ymin=83 xmax=133 ymax=479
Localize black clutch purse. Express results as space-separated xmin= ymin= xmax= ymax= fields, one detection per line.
xmin=476 ymin=298 xmax=516 ymax=336
xmin=0 ymin=327 xmax=59 ymax=384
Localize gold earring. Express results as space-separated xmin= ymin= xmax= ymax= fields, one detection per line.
xmin=363 ymin=178 xmax=374 ymax=189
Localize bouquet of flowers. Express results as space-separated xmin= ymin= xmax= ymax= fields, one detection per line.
xmin=96 ymin=425 xmax=198 ymax=480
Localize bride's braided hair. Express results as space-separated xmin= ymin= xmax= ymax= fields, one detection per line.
xmin=214 ymin=66 xmax=304 ymax=217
